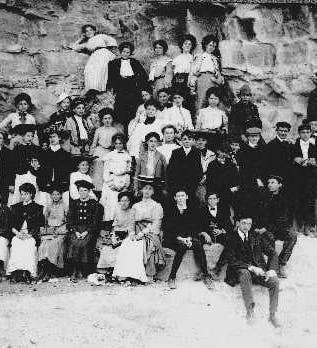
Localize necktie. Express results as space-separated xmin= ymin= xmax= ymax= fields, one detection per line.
xmin=19 ymin=112 xmax=27 ymax=123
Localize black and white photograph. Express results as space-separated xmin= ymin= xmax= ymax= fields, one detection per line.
xmin=0 ymin=0 xmax=316 ymax=347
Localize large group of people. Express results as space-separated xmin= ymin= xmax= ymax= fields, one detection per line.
xmin=1 ymin=26 xmax=316 ymax=327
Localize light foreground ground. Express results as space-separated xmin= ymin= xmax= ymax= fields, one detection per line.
xmin=0 ymin=236 xmax=316 ymax=348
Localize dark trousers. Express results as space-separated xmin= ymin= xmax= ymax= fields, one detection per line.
xmin=169 ymin=238 xmax=208 ymax=280
xmin=200 ymin=233 xmax=228 ymax=270
xmin=266 ymin=229 xmax=297 ymax=266
xmin=238 ymin=269 xmax=279 ymax=315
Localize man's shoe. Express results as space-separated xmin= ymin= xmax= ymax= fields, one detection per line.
xmin=202 ymin=274 xmax=214 ymax=290
xmin=168 ymin=278 xmax=177 ymax=290
xmin=269 ymin=314 xmax=281 ymax=328
xmin=278 ymin=265 xmax=287 ymax=279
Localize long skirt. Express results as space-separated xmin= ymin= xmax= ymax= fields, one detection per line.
xmin=112 ymin=237 xmax=148 ymax=282
xmin=38 ymin=228 xmax=66 ymax=269
xmin=91 ymin=147 xmax=110 ymax=192
xmin=196 ymin=73 xmax=218 ymax=116
xmin=0 ymin=236 xmax=9 ymax=266
xmin=100 ymin=185 xmax=120 ymax=221
xmin=66 ymin=231 xmax=93 ymax=264
xmin=7 ymin=236 xmax=37 ymax=277
xmin=85 ymin=48 xmax=111 ymax=92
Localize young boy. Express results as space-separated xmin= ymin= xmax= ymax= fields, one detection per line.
xmin=164 ymin=188 xmax=214 ymax=290
xmin=167 ymin=130 xmax=203 ymax=197
xmin=256 ymin=175 xmax=297 ymax=278
xmin=160 ymin=89 xmax=193 ymax=135
xmin=292 ymin=123 xmax=317 ymax=234
xmin=157 ymin=125 xmax=180 ymax=164
xmin=225 ymin=214 xmax=280 ymax=327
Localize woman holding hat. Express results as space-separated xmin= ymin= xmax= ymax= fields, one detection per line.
xmin=132 ymin=176 xmax=165 ymax=280
xmin=66 ymin=179 xmax=103 ymax=282
xmin=70 ymin=24 xmax=117 ymax=92
xmin=100 ymin=133 xmax=132 ymax=221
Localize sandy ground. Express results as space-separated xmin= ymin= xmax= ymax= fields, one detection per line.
xmin=0 ymin=236 xmax=316 ymax=348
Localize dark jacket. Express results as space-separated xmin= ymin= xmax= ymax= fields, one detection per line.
xmin=163 ymin=204 xmax=203 ymax=247
xmin=10 ymin=201 xmax=45 ymax=246
xmin=200 ymin=203 xmax=233 ymax=235
xmin=13 ymin=144 xmax=43 ymax=174
xmin=0 ymin=205 xmax=11 ymax=240
xmin=0 ymin=146 xmax=15 ymax=186
xmin=307 ymin=87 xmax=317 ymax=122
xmin=229 ymin=101 xmax=261 ymax=136
xmin=167 ymin=147 xmax=203 ymax=194
xmin=225 ymin=229 xmax=279 ymax=286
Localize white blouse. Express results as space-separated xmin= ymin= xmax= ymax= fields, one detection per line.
xmin=120 ymin=59 xmax=134 ymax=77
xmin=196 ymin=107 xmax=227 ymax=131
xmin=149 ymin=56 xmax=172 ymax=81
xmin=172 ymin=53 xmax=193 ymax=74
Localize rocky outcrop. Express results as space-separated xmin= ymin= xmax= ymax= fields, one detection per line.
xmin=0 ymin=1 xmax=317 ymax=140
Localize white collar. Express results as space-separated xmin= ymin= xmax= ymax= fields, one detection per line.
xmin=23 ymin=200 xmax=33 ymax=206
xmin=50 ymin=144 xmax=61 ymax=152
xmin=276 ymin=135 xmax=286 ymax=143
xmin=300 ymin=139 xmax=310 ymax=146
xmin=237 ymin=228 xmax=248 ymax=241
xmin=248 ymin=142 xmax=257 ymax=148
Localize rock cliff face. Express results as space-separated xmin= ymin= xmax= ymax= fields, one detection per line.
xmin=0 ymin=0 xmax=317 ymax=139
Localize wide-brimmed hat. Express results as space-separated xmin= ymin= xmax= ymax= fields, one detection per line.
xmin=238 ymin=84 xmax=252 ymax=96
xmin=192 ymin=129 xmax=209 ymax=140
xmin=245 ymin=127 xmax=261 ymax=136
xmin=11 ymin=124 xmax=37 ymax=136
xmin=105 ymin=36 xmax=118 ymax=47
xmin=268 ymin=174 xmax=283 ymax=184
xmin=72 ymin=154 xmax=97 ymax=167
xmin=75 ymin=180 xmax=94 ymax=190
xmin=56 ymin=93 xmax=70 ymax=105
xmin=135 ymin=175 xmax=162 ymax=188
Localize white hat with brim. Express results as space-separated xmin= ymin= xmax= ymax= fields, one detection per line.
xmin=57 ymin=92 xmax=70 ymax=105
xmin=245 ymin=127 xmax=261 ymax=135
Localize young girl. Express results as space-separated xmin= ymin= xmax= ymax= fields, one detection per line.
xmin=38 ymin=185 xmax=68 ymax=282
xmin=149 ymin=40 xmax=173 ymax=98
xmin=100 ymin=133 xmax=132 ymax=221
xmin=190 ymin=34 xmax=224 ymax=114
xmin=66 ymin=180 xmax=103 ymax=282
xmin=90 ymin=108 xmax=120 ymax=194
xmin=65 ymin=98 xmax=90 ymax=155
xmin=128 ymin=87 xmax=152 ymax=138
xmin=196 ymin=87 xmax=227 ymax=151
xmin=69 ymin=155 xmax=97 ymax=201
xmin=112 ymin=191 xmax=148 ymax=284
xmin=7 ymin=183 xmax=44 ymax=283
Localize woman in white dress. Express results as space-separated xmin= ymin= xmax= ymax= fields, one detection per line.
xmin=112 ymin=191 xmax=148 ymax=283
xmin=70 ymin=24 xmax=117 ymax=92
xmin=100 ymin=133 xmax=131 ymax=221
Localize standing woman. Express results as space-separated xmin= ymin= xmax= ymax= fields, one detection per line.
xmin=149 ymin=40 xmax=173 ymax=98
xmin=100 ymin=133 xmax=132 ymax=222
xmin=133 ymin=177 xmax=165 ymax=280
xmin=190 ymin=34 xmax=224 ymax=115
xmin=70 ymin=24 xmax=117 ymax=92
xmin=108 ymin=42 xmax=148 ymax=133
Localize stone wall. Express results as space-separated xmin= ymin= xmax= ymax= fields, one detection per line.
xmin=0 ymin=0 xmax=317 ymax=139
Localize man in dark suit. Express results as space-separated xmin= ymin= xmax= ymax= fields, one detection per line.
xmin=225 ymin=214 xmax=280 ymax=327
xmin=163 ymin=188 xmax=214 ymax=290
xmin=200 ymin=191 xmax=233 ymax=276
xmin=167 ymin=130 xmax=203 ymax=198
xmin=256 ymin=175 xmax=297 ymax=278
xmin=264 ymin=122 xmax=294 ymax=196
xmin=292 ymin=123 xmax=317 ymax=234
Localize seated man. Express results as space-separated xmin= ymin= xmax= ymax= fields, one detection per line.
xmin=163 ymin=188 xmax=214 ymax=290
xmin=200 ymin=191 xmax=233 ymax=277
xmin=256 ymin=175 xmax=297 ymax=278
xmin=225 ymin=213 xmax=280 ymax=327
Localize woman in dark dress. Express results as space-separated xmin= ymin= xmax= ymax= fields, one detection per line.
xmin=107 ymin=42 xmax=148 ymax=133
xmin=0 ymin=131 xmax=15 ymax=205
xmin=66 ymin=180 xmax=103 ymax=282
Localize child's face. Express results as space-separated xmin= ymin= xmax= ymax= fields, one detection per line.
xmin=78 ymin=187 xmax=90 ymax=200
xmin=60 ymin=98 xmax=70 ymax=111
xmin=174 ymin=191 xmax=188 ymax=206
xmin=51 ymin=190 xmax=62 ymax=202
xmin=147 ymin=137 xmax=158 ymax=151
xmin=49 ymin=133 xmax=60 ymax=146
xmin=268 ymin=178 xmax=281 ymax=193
xmin=146 ymin=105 xmax=157 ymax=118
xmin=230 ymin=142 xmax=240 ymax=153
xmin=158 ymin=92 xmax=169 ymax=105
xmin=20 ymin=190 xmax=32 ymax=203
xmin=119 ymin=196 xmax=130 ymax=210
xmin=141 ymin=91 xmax=151 ymax=102
xmin=240 ymin=93 xmax=251 ymax=104
xmin=163 ymin=128 xmax=175 ymax=143
xmin=208 ymin=94 xmax=219 ymax=107
xmin=181 ymin=135 xmax=193 ymax=148
xmin=74 ymin=104 xmax=85 ymax=117
xmin=17 ymin=100 xmax=29 ymax=113
xmin=208 ymin=194 xmax=219 ymax=208
xmin=196 ymin=137 xmax=207 ymax=150
xmin=310 ymin=121 xmax=317 ymax=133
xmin=205 ymin=41 xmax=216 ymax=54
xmin=114 ymin=139 xmax=124 ymax=152
xmin=23 ymin=132 xmax=34 ymax=144
xmin=173 ymin=95 xmax=183 ymax=107
xmin=182 ymin=40 xmax=192 ymax=54
xmin=299 ymin=129 xmax=311 ymax=142
xmin=78 ymin=160 xmax=89 ymax=174
xmin=102 ymin=114 xmax=113 ymax=127
xmin=30 ymin=158 xmax=40 ymax=171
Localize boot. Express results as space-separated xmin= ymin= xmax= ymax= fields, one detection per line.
xmin=168 ymin=278 xmax=177 ymax=290
xmin=269 ymin=313 xmax=281 ymax=328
